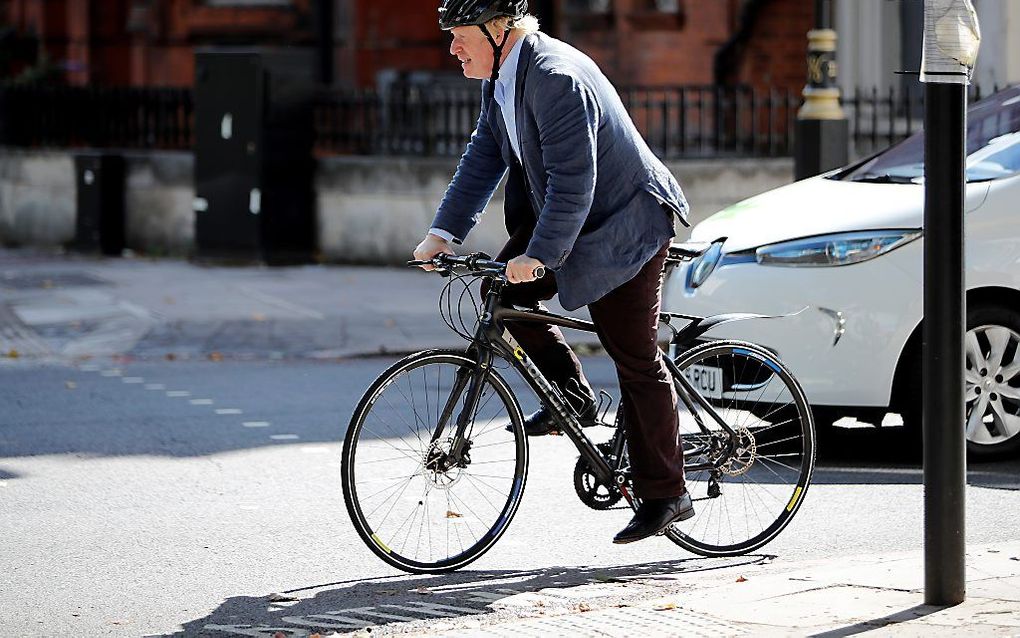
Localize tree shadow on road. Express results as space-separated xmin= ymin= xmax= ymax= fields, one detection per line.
xmin=162 ymin=554 xmax=772 ymax=637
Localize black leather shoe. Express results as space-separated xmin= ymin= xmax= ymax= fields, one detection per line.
xmin=507 ymin=402 xmax=598 ymax=437
xmin=613 ymin=491 xmax=695 ymax=544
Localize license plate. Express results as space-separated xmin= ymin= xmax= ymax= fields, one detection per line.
xmin=684 ymin=364 xmax=723 ymax=400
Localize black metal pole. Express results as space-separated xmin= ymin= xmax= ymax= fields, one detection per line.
xmin=794 ymin=0 xmax=848 ymax=180
xmin=315 ymin=0 xmax=335 ymax=85
xmin=922 ymin=81 xmax=967 ymax=606
xmin=815 ymin=0 xmax=831 ymax=28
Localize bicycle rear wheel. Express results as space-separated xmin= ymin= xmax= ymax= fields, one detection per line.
xmin=342 ymin=350 xmax=527 ymax=573
xmin=665 ymin=340 xmax=815 ymax=556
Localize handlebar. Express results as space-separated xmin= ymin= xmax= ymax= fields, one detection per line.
xmin=408 ymin=253 xmax=546 ymax=280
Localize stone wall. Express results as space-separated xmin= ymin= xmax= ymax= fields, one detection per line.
xmin=0 ymin=148 xmax=793 ymax=262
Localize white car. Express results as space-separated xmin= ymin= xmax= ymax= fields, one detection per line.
xmin=663 ymin=85 xmax=1020 ymax=458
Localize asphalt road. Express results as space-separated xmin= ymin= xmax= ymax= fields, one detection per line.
xmin=2 ymin=356 xmax=1019 ymax=637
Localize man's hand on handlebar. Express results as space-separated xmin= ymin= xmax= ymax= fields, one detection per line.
xmin=506 ymin=255 xmax=545 ymax=284
xmin=413 ymin=233 xmax=456 ymax=271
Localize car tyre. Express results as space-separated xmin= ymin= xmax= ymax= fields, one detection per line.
xmin=900 ymin=304 xmax=1020 ymax=459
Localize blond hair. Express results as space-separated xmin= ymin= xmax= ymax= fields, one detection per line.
xmin=488 ymin=14 xmax=540 ymax=34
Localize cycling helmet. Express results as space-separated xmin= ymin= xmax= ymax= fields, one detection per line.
xmin=438 ymin=0 xmax=528 ymax=30
xmin=439 ymin=0 xmax=528 ymax=97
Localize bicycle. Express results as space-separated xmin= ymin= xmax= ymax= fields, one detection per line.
xmin=341 ymin=242 xmax=816 ymax=573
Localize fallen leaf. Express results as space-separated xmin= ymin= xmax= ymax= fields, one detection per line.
xmin=42 ymin=279 xmax=53 ymax=288
xmin=384 ymin=318 xmax=396 ymax=328
xmin=65 ymin=381 xmax=77 ymax=389
xmin=273 ymin=633 xmax=287 ymax=638
xmin=574 ymin=602 xmax=592 ymax=612
xmin=6 ymin=349 xmax=19 ymax=358
xmin=310 ymin=634 xmax=322 ymax=638
xmin=164 ymin=296 xmax=176 ymax=305
xmin=654 ymin=603 xmax=677 ymax=611
xmin=446 ymin=510 xmax=463 ymax=518
xmin=208 ymin=352 xmax=224 ymax=362
xmin=413 ymin=587 xmax=433 ymax=595
xmin=252 ymin=313 xmax=267 ymax=322
xmin=268 ymin=593 xmax=298 ymax=602
xmin=736 ymin=576 xmax=748 ymax=583
xmin=165 ymin=353 xmax=177 ymax=361
xmin=376 ymin=589 xmax=399 ymax=595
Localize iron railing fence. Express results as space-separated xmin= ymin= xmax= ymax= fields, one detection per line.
xmin=313 ymin=84 xmax=803 ymax=159
xmin=0 ymin=82 xmax=1007 ymax=160
xmin=0 ymin=83 xmax=193 ymax=150
xmin=843 ymin=83 xmax=1001 ymax=158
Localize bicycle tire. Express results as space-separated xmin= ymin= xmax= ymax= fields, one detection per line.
xmin=661 ymin=340 xmax=815 ymax=556
xmin=342 ymin=349 xmax=528 ymax=573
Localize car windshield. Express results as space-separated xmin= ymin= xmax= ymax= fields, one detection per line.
xmin=840 ymin=86 xmax=1020 ymax=183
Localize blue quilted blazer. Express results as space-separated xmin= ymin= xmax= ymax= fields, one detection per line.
xmin=432 ymin=33 xmax=689 ymax=310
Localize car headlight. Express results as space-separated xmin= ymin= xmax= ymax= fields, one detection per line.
xmin=687 ymin=242 xmax=723 ymax=288
xmin=755 ymin=230 xmax=922 ymax=267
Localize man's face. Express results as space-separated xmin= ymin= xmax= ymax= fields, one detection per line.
xmin=449 ymin=25 xmax=496 ymax=80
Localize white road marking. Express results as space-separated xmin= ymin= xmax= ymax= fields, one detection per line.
xmin=382 ymin=602 xmax=484 ymax=617
xmin=100 ymin=369 xmax=122 ymax=377
xmin=166 ymin=390 xmax=191 ymax=397
xmin=282 ymin=614 xmax=371 ymax=630
xmin=190 ymin=399 xmax=214 ymax=405
xmin=145 ymin=383 xmax=166 ymax=390
xmin=79 ymin=364 xmax=101 ymax=371
xmin=122 ymin=377 xmax=145 ymax=384
xmin=243 ymin=421 xmax=270 ymax=428
xmin=216 ymin=408 xmax=243 ymax=415
xmin=270 ymin=434 xmax=299 ymax=440
xmin=235 ymin=285 xmax=326 ymax=320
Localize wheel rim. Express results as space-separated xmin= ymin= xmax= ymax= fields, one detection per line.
xmin=344 ymin=356 xmax=526 ymax=571
xmin=665 ymin=343 xmax=814 ymax=555
xmin=965 ymin=324 xmax=1020 ymax=447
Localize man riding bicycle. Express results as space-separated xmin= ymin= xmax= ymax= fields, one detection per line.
xmin=414 ymin=0 xmax=692 ymax=544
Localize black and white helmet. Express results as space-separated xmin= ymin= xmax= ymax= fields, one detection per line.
xmin=438 ymin=0 xmax=528 ymax=30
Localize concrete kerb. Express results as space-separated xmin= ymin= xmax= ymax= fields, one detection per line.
xmin=399 ymin=543 xmax=1020 ymax=637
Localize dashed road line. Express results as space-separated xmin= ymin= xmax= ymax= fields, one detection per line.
xmin=100 ymin=369 xmax=122 ymax=377
xmin=145 ymin=383 xmax=165 ymax=390
xmin=243 ymin=421 xmax=271 ymax=428
xmin=190 ymin=399 xmax=214 ymax=405
xmin=122 ymin=377 xmax=145 ymax=384
xmin=216 ymin=408 xmax=243 ymax=415
xmin=166 ymin=390 xmax=191 ymax=397
xmin=270 ymin=434 xmax=299 ymax=440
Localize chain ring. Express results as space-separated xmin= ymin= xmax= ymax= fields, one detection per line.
xmin=573 ymin=442 xmax=623 ymax=510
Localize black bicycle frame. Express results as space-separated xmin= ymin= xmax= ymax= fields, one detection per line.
xmin=427 ymin=271 xmax=775 ymax=486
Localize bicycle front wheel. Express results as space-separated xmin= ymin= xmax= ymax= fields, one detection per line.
xmin=341 ymin=350 xmax=528 ymax=573
xmin=666 ymin=340 xmax=815 ymax=556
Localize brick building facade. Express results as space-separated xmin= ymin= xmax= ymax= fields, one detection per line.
xmin=1 ymin=0 xmax=815 ymax=93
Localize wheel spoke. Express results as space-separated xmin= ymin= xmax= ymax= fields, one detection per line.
xmin=985 ymin=327 xmax=1011 ymax=372
xmin=343 ymin=354 xmax=525 ymax=572
xmin=966 ymin=392 xmax=991 ymax=439
xmin=966 ymin=330 xmax=984 ymax=370
xmin=664 ymin=342 xmax=812 ymax=556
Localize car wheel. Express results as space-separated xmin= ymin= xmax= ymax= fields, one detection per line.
xmin=901 ymin=305 xmax=1020 ymax=459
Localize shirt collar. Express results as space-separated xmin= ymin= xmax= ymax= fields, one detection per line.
xmin=496 ymin=35 xmax=524 ymax=88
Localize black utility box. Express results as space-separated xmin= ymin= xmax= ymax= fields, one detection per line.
xmin=193 ymin=49 xmax=317 ymax=264
xmin=74 ymin=153 xmax=126 ymax=256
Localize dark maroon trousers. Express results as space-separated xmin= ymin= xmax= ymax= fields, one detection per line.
xmin=495 ymin=226 xmax=686 ymax=498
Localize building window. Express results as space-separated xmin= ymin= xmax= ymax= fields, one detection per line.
xmin=628 ymin=0 xmax=685 ymax=30
xmin=204 ymin=0 xmax=292 ymax=6
xmin=565 ymin=0 xmax=612 ymax=15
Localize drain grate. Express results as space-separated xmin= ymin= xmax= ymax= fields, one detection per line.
xmin=435 ymin=606 xmax=748 ymax=637
xmin=0 ymin=270 xmax=111 ymax=290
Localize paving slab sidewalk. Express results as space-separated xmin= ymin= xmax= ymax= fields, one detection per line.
xmin=412 ymin=543 xmax=1020 ymax=637
xmin=0 ymin=248 xmax=597 ymax=362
